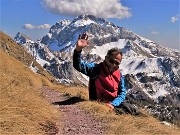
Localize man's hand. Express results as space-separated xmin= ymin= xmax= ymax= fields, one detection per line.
xmin=106 ymin=103 xmax=114 ymax=110
xmin=75 ymin=33 xmax=89 ymax=52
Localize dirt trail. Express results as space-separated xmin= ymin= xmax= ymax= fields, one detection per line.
xmin=41 ymin=86 xmax=107 ymax=135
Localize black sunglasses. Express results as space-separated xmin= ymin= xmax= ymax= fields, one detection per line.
xmin=108 ymin=58 xmax=121 ymax=66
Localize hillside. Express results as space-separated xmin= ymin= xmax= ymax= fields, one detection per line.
xmin=0 ymin=32 xmax=56 ymax=83
xmin=0 ymin=32 xmax=62 ymax=134
xmin=0 ymin=51 xmax=60 ymax=134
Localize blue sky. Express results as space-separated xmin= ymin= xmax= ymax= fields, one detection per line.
xmin=1 ymin=0 xmax=179 ymax=49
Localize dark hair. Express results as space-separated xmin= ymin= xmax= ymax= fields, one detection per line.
xmin=106 ymin=47 xmax=122 ymax=58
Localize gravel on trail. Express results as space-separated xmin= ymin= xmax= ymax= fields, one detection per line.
xmin=41 ymin=86 xmax=107 ymax=135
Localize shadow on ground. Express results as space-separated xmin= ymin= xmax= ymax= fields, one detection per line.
xmin=52 ymin=97 xmax=86 ymax=105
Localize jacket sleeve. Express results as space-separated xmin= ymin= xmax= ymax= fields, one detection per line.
xmin=73 ymin=50 xmax=99 ymax=78
xmin=110 ymin=75 xmax=126 ymax=106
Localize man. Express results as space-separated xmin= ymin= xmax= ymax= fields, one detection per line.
xmin=73 ymin=33 xmax=126 ymax=110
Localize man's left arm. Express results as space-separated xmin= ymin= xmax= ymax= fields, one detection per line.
xmin=110 ymin=75 xmax=126 ymax=107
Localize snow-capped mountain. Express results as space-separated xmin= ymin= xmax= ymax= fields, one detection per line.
xmin=14 ymin=14 xmax=180 ymax=125
xmin=14 ymin=32 xmax=55 ymax=67
xmin=41 ymin=19 xmax=71 ymax=51
xmin=14 ymin=32 xmax=33 ymax=44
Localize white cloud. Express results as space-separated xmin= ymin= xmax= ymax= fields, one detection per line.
xmin=42 ymin=0 xmax=132 ymax=19
xmin=23 ymin=24 xmax=51 ymax=29
xmin=151 ymin=31 xmax=159 ymax=35
xmin=170 ymin=14 xmax=179 ymax=23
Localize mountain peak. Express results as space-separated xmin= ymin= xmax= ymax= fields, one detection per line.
xmin=71 ymin=14 xmax=114 ymax=27
xmin=49 ymin=19 xmax=71 ymax=34
xmin=14 ymin=32 xmax=33 ymax=44
xmin=56 ymin=19 xmax=71 ymax=27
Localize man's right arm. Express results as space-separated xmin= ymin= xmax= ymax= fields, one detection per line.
xmin=73 ymin=49 xmax=99 ymax=78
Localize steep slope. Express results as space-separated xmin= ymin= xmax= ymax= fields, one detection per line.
xmin=1 ymin=32 xmax=56 ymax=82
xmin=0 ymin=32 xmax=60 ymax=134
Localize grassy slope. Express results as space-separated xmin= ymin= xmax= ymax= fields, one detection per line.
xmin=0 ymin=32 xmax=56 ymax=83
xmin=0 ymin=50 xmax=61 ymax=134
xmin=0 ymin=32 xmax=61 ymax=134
xmin=79 ymin=101 xmax=180 ymax=135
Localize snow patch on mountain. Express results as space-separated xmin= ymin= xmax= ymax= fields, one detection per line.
xmin=73 ymin=18 xmax=96 ymax=27
xmin=91 ymin=39 xmax=126 ymax=59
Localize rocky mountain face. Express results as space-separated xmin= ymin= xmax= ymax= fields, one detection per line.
xmin=14 ymin=32 xmax=33 ymax=44
xmin=14 ymin=14 xmax=180 ymax=125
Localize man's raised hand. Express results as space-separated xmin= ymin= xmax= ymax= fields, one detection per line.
xmin=75 ymin=33 xmax=89 ymax=52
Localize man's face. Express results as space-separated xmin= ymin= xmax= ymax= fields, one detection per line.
xmin=105 ymin=53 xmax=122 ymax=73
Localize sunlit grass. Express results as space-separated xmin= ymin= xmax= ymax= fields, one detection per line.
xmin=0 ymin=50 xmax=60 ymax=134
xmin=79 ymin=100 xmax=180 ymax=135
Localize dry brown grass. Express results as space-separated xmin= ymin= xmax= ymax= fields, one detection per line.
xmin=79 ymin=101 xmax=180 ymax=135
xmin=0 ymin=50 xmax=61 ymax=134
xmin=51 ymin=85 xmax=89 ymax=99
xmin=0 ymin=31 xmax=57 ymax=83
